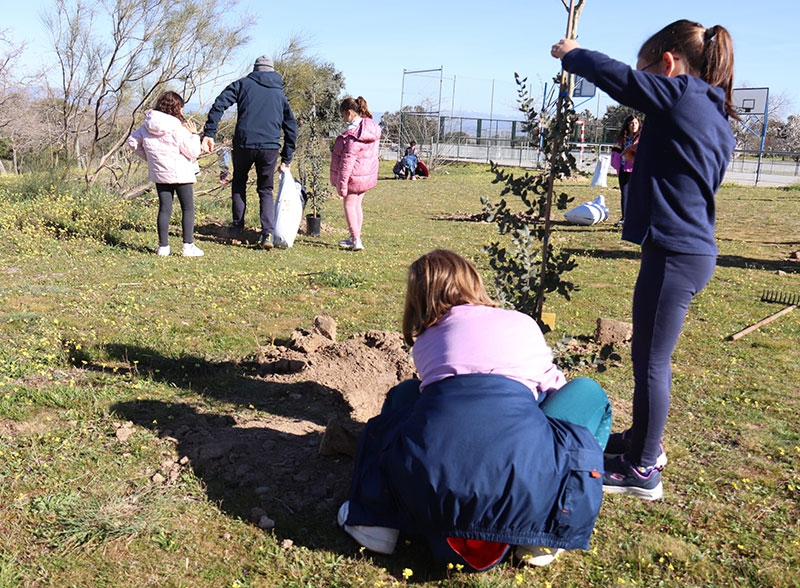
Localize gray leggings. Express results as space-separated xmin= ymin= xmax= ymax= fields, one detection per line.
xmin=155 ymin=183 xmax=195 ymax=247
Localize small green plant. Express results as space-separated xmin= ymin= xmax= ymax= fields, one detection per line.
xmin=298 ymin=87 xmax=333 ymax=218
xmin=482 ymin=74 xmax=579 ymax=326
xmin=313 ymin=268 xmax=365 ymax=289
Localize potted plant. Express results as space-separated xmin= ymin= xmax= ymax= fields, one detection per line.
xmin=299 ymin=88 xmax=331 ymax=236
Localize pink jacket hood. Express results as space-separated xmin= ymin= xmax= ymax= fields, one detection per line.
xmin=127 ymin=110 xmax=201 ymax=184
xmin=330 ymin=116 xmax=381 ymax=196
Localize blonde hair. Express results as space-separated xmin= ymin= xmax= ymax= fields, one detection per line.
xmin=402 ymin=249 xmax=496 ymax=346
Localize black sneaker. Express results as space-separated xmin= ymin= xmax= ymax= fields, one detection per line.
xmin=604 ymin=429 xmax=667 ymax=469
xmin=258 ymin=233 xmax=274 ymax=250
xmin=602 ymin=454 xmax=663 ymax=500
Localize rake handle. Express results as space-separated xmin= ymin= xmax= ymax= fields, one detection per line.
xmin=728 ymin=305 xmax=797 ymax=341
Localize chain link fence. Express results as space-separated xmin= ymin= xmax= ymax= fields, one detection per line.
xmin=381 ymin=113 xmax=800 ymax=186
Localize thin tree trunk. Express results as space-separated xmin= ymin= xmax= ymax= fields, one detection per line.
xmin=535 ymin=0 xmax=585 ymax=321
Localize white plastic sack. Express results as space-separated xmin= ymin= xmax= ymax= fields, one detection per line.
xmin=564 ymin=194 xmax=609 ymax=226
xmin=273 ymin=169 xmax=304 ymax=248
xmin=590 ymin=154 xmax=610 ymax=187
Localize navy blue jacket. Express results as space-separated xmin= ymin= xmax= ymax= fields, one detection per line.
xmin=345 ymin=374 xmax=604 ymax=550
xmin=563 ymin=49 xmax=736 ymax=255
xmin=203 ymin=71 xmax=298 ymax=163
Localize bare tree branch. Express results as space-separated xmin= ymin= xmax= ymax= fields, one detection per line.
xmin=41 ymin=0 xmax=254 ymax=187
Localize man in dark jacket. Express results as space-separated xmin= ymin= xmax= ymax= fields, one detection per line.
xmin=202 ymin=56 xmax=298 ymax=249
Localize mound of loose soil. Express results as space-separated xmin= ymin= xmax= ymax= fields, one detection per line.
xmin=111 ymin=316 xmax=416 ymax=541
xmin=258 ymin=316 xmax=417 ymax=423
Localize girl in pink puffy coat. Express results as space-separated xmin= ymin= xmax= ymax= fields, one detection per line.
xmin=330 ymin=96 xmax=381 ymax=251
xmin=128 ymin=91 xmax=204 ymax=257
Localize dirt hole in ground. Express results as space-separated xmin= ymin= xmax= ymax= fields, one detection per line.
xmin=106 ymin=316 xmax=416 ymax=544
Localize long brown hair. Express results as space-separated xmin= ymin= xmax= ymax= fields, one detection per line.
xmin=639 ymin=19 xmax=737 ymax=119
xmin=402 ymin=249 xmax=496 ymax=346
xmin=615 ymin=114 xmax=641 ymax=146
xmin=154 ymin=91 xmax=187 ymax=123
xmin=340 ymin=96 xmax=373 ymax=119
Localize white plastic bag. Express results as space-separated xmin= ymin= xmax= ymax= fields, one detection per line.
xmin=564 ymin=194 xmax=609 ymax=226
xmin=590 ymin=154 xmax=610 ymax=187
xmin=273 ymin=169 xmax=304 ymax=248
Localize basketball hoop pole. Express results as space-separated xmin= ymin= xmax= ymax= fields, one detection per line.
xmin=731 ymin=87 xmax=770 ymax=186
xmin=756 ymin=92 xmax=770 ymax=185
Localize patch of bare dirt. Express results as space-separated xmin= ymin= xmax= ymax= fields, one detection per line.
xmin=110 ymin=316 xmax=416 ymax=545
xmin=595 ymin=317 xmax=633 ymax=345
xmin=436 ymin=211 xmax=488 ymax=223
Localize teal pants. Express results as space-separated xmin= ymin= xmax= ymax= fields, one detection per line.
xmin=383 ymin=376 xmax=612 ymax=449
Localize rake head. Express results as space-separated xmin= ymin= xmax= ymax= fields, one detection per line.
xmin=761 ymin=289 xmax=800 ymax=306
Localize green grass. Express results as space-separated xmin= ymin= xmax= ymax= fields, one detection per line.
xmin=0 ymin=163 xmax=799 ymax=587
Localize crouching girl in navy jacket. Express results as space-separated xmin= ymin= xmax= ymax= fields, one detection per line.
xmin=339 ymin=249 xmax=612 ymax=571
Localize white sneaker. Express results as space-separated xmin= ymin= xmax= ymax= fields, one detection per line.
xmin=157 ymin=245 xmax=171 ymax=256
xmin=182 ymin=243 xmax=204 ymax=257
xmin=351 ymin=238 xmax=364 ymax=251
xmin=516 ymin=545 xmax=565 ymax=567
xmin=337 ymin=501 xmax=398 ymax=555
xmin=338 ymin=237 xmax=354 ymax=248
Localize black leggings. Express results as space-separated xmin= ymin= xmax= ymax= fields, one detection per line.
xmin=155 ymin=183 xmax=195 ymax=247
xmin=618 ymin=171 xmax=631 ymax=220
xmin=629 ymin=240 xmax=716 ymax=466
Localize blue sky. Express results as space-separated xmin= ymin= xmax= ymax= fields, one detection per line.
xmin=5 ymin=0 xmax=800 ymax=120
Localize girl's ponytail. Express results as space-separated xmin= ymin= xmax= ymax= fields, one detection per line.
xmin=702 ymin=25 xmax=738 ymax=119
xmin=339 ymin=96 xmax=373 ymax=119
xmin=640 ymin=20 xmax=738 ymax=119
xmin=355 ymin=96 xmax=373 ymax=119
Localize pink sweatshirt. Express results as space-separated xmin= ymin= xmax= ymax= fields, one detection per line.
xmin=329 ymin=116 xmax=381 ymax=196
xmin=127 ymin=110 xmax=201 ymax=184
xmin=412 ymin=304 xmax=566 ymax=400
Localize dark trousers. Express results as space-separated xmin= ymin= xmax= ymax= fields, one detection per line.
xmin=231 ymin=147 xmax=279 ymax=235
xmin=629 ymin=239 xmax=716 ymax=466
xmin=618 ymin=171 xmax=631 ymax=220
xmin=155 ymin=183 xmax=195 ymax=247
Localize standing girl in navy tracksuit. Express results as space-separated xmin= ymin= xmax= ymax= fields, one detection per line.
xmin=552 ymin=19 xmax=737 ymax=500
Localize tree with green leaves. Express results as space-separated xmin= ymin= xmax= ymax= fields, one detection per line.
xmin=275 ymin=36 xmax=344 ymax=142
xmin=482 ymin=0 xmax=587 ymax=327
xmin=482 ymin=74 xmax=578 ymax=325
xmin=272 ymin=36 xmax=346 ymax=217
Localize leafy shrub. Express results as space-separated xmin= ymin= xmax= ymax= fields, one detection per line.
xmin=0 ymin=175 xmax=149 ymax=244
xmin=482 ymin=75 xmax=579 ymax=326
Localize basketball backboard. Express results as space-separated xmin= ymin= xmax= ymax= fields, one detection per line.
xmin=572 ymin=76 xmax=596 ymax=98
xmin=732 ymin=87 xmax=769 ymax=115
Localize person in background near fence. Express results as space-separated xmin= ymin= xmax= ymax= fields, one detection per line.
xmin=339 ymin=249 xmax=611 ymax=570
xmin=403 ymin=140 xmax=419 ymax=180
xmin=201 ymin=56 xmax=298 ymax=250
xmin=610 ymin=115 xmax=641 ymax=226
xmin=330 ymin=96 xmax=381 ymax=251
xmin=127 ymin=91 xmax=204 ymax=258
xmin=552 ymin=19 xmax=737 ymax=500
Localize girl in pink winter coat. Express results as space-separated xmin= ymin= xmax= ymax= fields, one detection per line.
xmin=128 ymin=91 xmax=204 ymax=257
xmin=330 ymin=96 xmax=381 ymax=251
